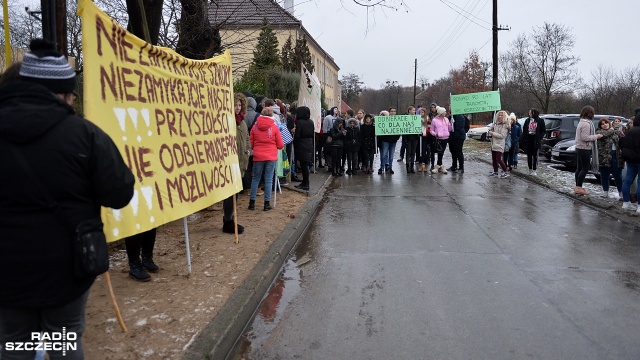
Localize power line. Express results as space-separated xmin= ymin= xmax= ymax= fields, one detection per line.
xmin=417 ymin=0 xmax=488 ymax=66
xmin=419 ymin=0 xmax=490 ymax=68
xmin=424 ymin=3 xmax=487 ymax=66
xmin=440 ymin=0 xmax=491 ymax=27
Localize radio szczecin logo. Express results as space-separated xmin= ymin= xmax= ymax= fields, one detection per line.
xmin=4 ymin=328 xmax=77 ymax=356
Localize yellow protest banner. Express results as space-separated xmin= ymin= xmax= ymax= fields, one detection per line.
xmin=78 ymin=0 xmax=240 ymax=242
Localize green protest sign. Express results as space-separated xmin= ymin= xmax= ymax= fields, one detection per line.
xmin=374 ymin=115 xmax=422 ymax=136
xmin=450 ymin=90 xmax=501 ymax=115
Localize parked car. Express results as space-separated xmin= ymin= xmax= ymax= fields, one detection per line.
xmin=550 ymin=138 xmax=578 ymax=169
xmin=540 ymin=114 xmax=627 ymax=159
xmin=551 ymin=118 xmax=628 ymax=179
xmin=467 ymin=123 xmax=493 ymax=141
xmin=487 ymin=117 xmax=528 ymax=146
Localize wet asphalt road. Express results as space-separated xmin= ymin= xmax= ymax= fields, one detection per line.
xmin=235 ymin=156 xmax=640 ymax=360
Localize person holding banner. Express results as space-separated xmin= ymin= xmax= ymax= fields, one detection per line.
xmin=221 ymin=93 xmax=250 ymax=234
xmin=430 ymin=106 xmax=453 ymax=174
xmin=378 ymin=107 xmax=400 ymax=174
xmin=404 ymin=106 xmax=420 ymax=173
xmin=0 ymin=39 xmax=135 ymax=359
xmin=449 ymin=111 xmax=471 ymax=173
xmin=249 ymin=107 xmax=285 ymax=211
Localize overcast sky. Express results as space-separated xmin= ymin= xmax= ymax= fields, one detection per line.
xmin=290 ymin=0 xmax=640 ymax=90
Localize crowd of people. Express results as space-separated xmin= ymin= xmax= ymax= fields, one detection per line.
xmin=316 ymin=103 xmax=471 ymax=176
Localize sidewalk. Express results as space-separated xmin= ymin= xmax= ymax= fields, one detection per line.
xmin=183 ymin=166 xmax=334 ymax=360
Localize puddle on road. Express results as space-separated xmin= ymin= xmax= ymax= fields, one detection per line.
xmin=231 ymin=243 xmax=314 ymax=359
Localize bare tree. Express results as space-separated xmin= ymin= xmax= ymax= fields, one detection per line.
xmin=0 ymin=0 xmax=41 ymax=69
xmin=583 ymin=65 xmax=616 ymax=114
xmin=581 ymin=64 xmax=640 ymax=116
xmin=614 ymin=66 xmax=640 ymax=117
xmin=505 ymin=23 xmax=581 ymax=114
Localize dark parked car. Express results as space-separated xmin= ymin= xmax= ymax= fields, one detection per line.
xmin=540 ymin=114 xmax=626 ymax=159
xmin=551 ymin=118 xmax=629 ymax=178
xmin=550 ymin=138 xmax=578 ymax=168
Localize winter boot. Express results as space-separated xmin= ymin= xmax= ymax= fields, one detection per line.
xmin=223 ymin=220 xmax=245 ymax=234
xmin=141 ymin=254 xmax=159 ymax=273
xmin=440 ymin=165 xmax=448 ymax=174
xmin=248 ymin=199 xmax=255 ymax=210
xmin=409 ymin=162 xmax=415 ymax=173
xmin=622 ymin=202 xmax=635 ymax=211
xmin=417 ymin=163 xmax=423 ymax=172
xmin=129 ymin=260 xmax=151 ymax=282
xmin=264 ymin=201 xmax=272 ymax=211
xmin=600 ymin=190 xmax=609 ymax=198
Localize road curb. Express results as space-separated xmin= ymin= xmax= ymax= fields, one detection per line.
xmin=183 ymin=175 xmax=332 ymax=360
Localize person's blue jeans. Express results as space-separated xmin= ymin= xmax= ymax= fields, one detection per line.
xmin=622 ymin=162 xmax=639 ymax=202
xmin=599 ymin=151 xmax=623 ymax=192
xmin=380 ymin=141 xmax=397 ymax=170
xmin=250 ymin=160 xmax=276 ymax=202
xmin=621 ymin=163 xmax=638 ymax=197
xmin=0 ymin=290 xmax=89 ymax=360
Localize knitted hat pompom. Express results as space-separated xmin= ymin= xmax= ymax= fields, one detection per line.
xmin=19 ymin=38 xmax=77 ymax=94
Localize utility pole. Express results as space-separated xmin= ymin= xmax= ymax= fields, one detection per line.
xmin=40 ymin=0 xmax=56 ymax=47
xmin=492 ymin=0 xmax=509 ymax=91
xmin=55 ymin=0 xmax=67 ymax=56
xmin=413 ymin=59 xmax=417 ymax=105
xmin=3 ymin=0 xmax=12 ymax=66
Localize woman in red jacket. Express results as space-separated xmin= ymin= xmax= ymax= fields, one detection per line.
xmin=249 ymin=107 xmax=285 ymax=211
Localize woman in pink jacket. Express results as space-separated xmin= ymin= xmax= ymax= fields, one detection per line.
xmin=249 ymin=107 xmax=284 ymax=211
xmin=430 ymin=106 xmax=453 ymax=174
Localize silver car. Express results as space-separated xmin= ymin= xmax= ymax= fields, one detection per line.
xmin=467 ymin=123 xmax=493 ymax=141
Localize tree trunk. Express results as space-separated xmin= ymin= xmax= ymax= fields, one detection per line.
xmin=175 ymin=0 xmax=221 ymax=60
xmin=126 ymin=0 xmax=164 ymax=45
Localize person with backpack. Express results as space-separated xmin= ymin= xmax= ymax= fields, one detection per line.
xmin=503 ymin=113 xmax=521 ymax=172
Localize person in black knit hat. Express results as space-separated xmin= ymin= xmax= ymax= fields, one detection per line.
xmin=0 ymin=39 xmax=134 ymax=359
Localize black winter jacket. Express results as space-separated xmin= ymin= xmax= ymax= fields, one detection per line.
xmin=293 ymin=118 xmax=315 ymax=163
xmin=521 ymin=117 xmax=546 ymax=152
xmin=329 ymin=120 xmax=346 ymax=147
xmin=360 ymin=123 xmax=376 ymax=150
xmin=0 ymin=82 xmax=134 ymax=308
xmin=345 ymin=125 xmax=361 ymax=152
xmin=451 ymin=114 xmax=470 ymax=140
xmin=620 ymin=126 xmax=640 ymax=163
